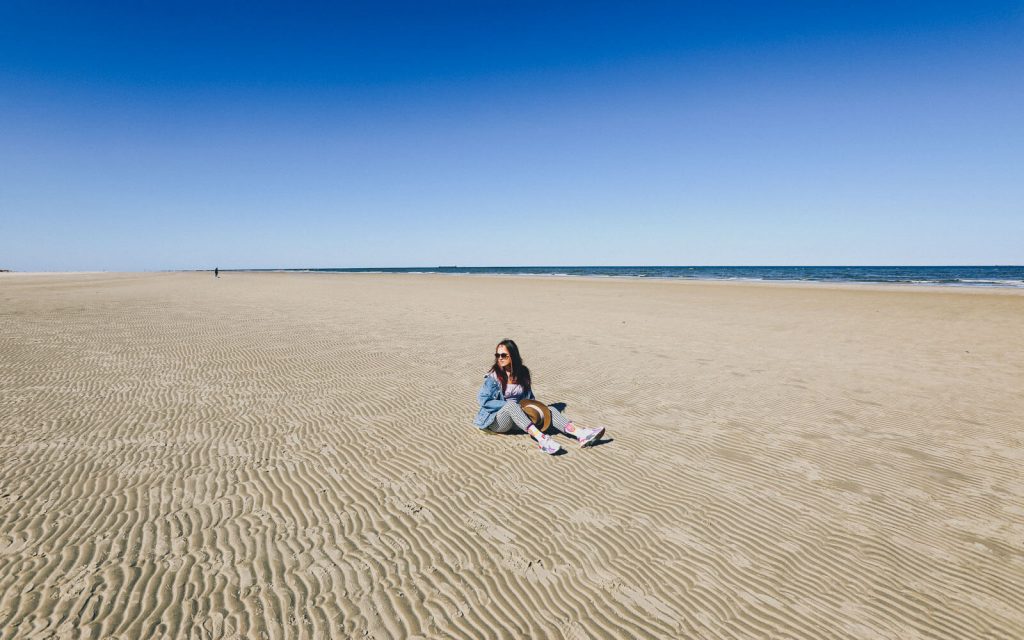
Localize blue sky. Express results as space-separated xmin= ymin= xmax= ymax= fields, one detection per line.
xmin=1 ymin=1 xmax=1021 ymax=270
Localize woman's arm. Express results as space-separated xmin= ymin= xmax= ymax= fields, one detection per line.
xmin=477 ymin=377 xmax=506 ymax=412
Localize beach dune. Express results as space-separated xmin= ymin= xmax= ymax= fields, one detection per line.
xmin=1 ymin=272 xmax=1022 ymax=638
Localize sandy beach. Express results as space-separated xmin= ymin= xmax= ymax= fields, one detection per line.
xmin=1 ymin=271 xmax=1021 ymax=639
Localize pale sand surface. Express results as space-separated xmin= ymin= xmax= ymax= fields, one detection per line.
xmin=1 ymin=272 xmax=1022 ymax=639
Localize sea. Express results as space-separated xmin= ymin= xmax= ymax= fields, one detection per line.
xmin=253 ymin=266 xmax=1024 ymax=288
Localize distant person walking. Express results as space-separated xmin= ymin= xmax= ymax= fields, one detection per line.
xmin=214 ymin=267 xmax=219 ymax=278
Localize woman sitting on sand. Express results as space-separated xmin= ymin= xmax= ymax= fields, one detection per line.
xmin=473 ymin=339 xmax=605 ymax=454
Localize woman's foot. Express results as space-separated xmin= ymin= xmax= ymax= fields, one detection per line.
xmin=576 ymin=427 xmax=605 ymax=448
xmin=536 ymin=433 xmax=562 ymax=455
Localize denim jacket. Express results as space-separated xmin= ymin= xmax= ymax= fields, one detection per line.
xmin=473 ymin=374 xmax=535 ymax=428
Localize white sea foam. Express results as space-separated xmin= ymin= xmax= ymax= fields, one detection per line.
xmin=236 ymin=268 xmax=1024 ymax=288
xmin=957 ymin=278 xmax=1024 ymax=287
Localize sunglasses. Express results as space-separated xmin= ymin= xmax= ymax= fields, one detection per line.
xmin=495 ymin=353 xmax=511 ymax=359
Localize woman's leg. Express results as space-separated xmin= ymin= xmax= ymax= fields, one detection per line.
xmin=547 ymin=407 xmax=578 ymax=435
xmin=487 ymin=402 xmax=529 ymax=433
xmin=487 ymin=402 xmax=560 ymax=453
xmin=548 ymin=406 xmax=605 ymax=447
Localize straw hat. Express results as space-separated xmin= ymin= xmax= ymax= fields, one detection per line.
xmin=519 ymin=399 xmax=551 ymax=432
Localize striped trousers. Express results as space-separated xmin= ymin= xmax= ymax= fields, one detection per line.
xmin=485 ymin=401 xmax=573 ymax=434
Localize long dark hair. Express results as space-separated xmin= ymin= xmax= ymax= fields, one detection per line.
xmin=488 ymin=338 xmax=531 ymax=395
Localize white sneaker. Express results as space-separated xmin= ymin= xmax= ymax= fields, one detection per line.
xmin=537 ymin=434 xmax=561 ymax=455
xmin=577 ymin=427 xmax=605 ymax=448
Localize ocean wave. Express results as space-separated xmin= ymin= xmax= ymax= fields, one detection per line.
xmin=243 ymin=267 xmax=1024 ymax=288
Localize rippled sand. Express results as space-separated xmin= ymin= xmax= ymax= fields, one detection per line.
xmin=1 ymin=271 xmax=1022 ymax=639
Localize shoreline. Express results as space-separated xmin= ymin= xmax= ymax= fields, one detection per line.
xmin=5 ymin=268 xmax=1024 ymax=294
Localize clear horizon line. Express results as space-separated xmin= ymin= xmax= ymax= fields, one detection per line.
xmin=224 ymin=264 xmax=1023 ymax=270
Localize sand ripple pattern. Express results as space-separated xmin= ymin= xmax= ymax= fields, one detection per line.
xmin=1 ymin=272 xmax=1022 ymax=638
